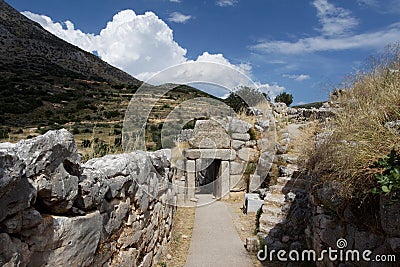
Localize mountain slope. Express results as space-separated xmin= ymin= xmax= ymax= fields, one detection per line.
xmin=0 ymin=0 xmax=140 ymax=85
xmin=0 ymin=0 xmax=220 ymax=156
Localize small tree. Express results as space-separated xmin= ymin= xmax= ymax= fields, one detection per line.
xmin=224 ymin=86 xmax=268 ymax=112
xmin=275 ymin=92 xmax=293 ymax=106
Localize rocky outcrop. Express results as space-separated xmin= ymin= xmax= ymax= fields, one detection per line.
xmin=0 ymin=129 xmax=176 ymax=267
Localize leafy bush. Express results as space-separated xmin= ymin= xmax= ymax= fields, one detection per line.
xmin=274 ymin=92 xmax=293 ymax=106
xmin=104 ymin=110 xmax=120 ymax=119
xmin=224 ymin=86 xmax=267 ymax=112
xmin=372 ymin=149 xmax=400 ymax=203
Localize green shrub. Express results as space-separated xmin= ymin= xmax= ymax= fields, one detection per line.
xmin=372 ymin=149 xmax=400 ymax=203
xmin=275 ymin=92 xmax=293 ymax=106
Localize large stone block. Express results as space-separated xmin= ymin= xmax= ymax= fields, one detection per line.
xmin=184 ymin=149 xmax=236 ymax=160
xmin=244 ymin=193 xmax=264 ymax=213
xmin=231 ymin=140 xmax=245 ymax=150
xmin=249 ymin=174 xmax=262 ymax=192
xmin=26 ymin=211 xmax=102 ymax=267
xmin=1 ymin=208 xmax=42 ymax=233
xmin=12 ymin=130 xmax=81 ymax=214
xmin=189 ymin=120 xmax=230 ymax=149
xmin=230 ymin=174 xmax=246 ymax=192
xmin=0 ymin=233 xmax=30 ymax=267
xmin=229 ymin=118 xmax=252 ymax=134
xmin=237 ymin=147 xmax=251 ymax=161
xmin=232 ymin=133 xmax=250 ymax=141
xmin=230 ymin=161 xmax=246 ymax=175
xmin=220 ymin=161 xmax=230 ymax=198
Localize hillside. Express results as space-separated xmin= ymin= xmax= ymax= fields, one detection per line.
xmin=0 ymin=0 xmax=218 ymax=157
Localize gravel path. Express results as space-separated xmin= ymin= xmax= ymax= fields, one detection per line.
xmin=185 ymin=194 xmax=254 ymax=267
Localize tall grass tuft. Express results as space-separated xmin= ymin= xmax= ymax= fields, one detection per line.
xmin=307 ymin=43 xmax=400 ymax=200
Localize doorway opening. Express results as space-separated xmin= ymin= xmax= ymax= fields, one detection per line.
xmin=196 ymin=159 xmax=221 ymax=195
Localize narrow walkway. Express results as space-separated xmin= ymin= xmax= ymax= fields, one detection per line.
xmin=185 ymin=194 xmax=254 ymax=267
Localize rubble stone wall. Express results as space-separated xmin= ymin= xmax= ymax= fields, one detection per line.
xmin=0 ymin=129 xmax=176 ymax=267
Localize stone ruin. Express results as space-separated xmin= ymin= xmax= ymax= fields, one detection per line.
xmin=173 ymin=108 xmax=276 ymax=204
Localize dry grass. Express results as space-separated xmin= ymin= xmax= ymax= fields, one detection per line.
xmin=307 ymin=44 xmax=400 ymax=199
xmin=159 ymin=206 xmax=195 ymax=267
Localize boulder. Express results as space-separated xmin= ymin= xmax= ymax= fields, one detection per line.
xmin=26 ymin=211 xmax=102 ymax=267
xmin=229 ymin=118 xmax=252 ymax=134
xmin=12 ymin=130 xmax=81 ymax=214
xmin=1 ymin=208 xmax=41 ymax=233
xmin=0 ymin=233 xmax=30 ymax=267
xmin=0 ymin=151 xmax=35 ymax=223
xmin=189 ymin=120 xmax=230 ymax=149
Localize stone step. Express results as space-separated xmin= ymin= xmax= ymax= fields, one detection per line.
xmin=278 ymin=164 xmax=299 ymax=177
xmin=260 ymin=214 xmax=285 ymax=228
xmin=269 ymin=184 xmax=306 ymax=194
xmin=259 ymin=221 xmax=276 ymax=235
xmin=262 ymin=205 xmax=287 ymax=220
xmin=263 ymin=193 xmax=286 ymax=208
xmin=276 ymin=177 xmax=308 ymax=188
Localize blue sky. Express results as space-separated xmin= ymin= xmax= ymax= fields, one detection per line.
xmin=6 ymin=0 xmax=400 ymax=104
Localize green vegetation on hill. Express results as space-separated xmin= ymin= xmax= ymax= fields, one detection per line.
xmin=0 ymin=0 xmax=219 ymax=158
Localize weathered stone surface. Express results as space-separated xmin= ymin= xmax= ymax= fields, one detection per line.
xmin=1 ymin=208 xmax=41 ymax=233
xmin=0 ymin=173 xmax=36 ymax=223
xmin=237 ymin=147 xmax=251 ymax=161
xmin=230 ymin=174 xmax=246 ymax=191
xmin=231 ymin=140 xmax=245 ymax=150
xmin=380 ymin=195 xmax=400 ymax=236
xmin=112 ymin=248 xmax=138 ymax=267
xmin=76 ymin=167 xmax=109 ymax=210
xmin=249 ymin=174 xmax=262 ymax=192
xmin=148 ymin=149 xmax=171 ymax=176
xmin=232 ymin=133 xmax=250 ymax=141
xmin=354 ymin=230 xmax=383 ymax=251
xmin=220 ymin=161 xmax=230 ymax=198
xmin=12 ymin=130 xmax=81 ymax=213
xmin=27 ymin=211 xmax=102 ymax=267
xmin=0 ymin=130 xmax=176 ymax=267
xmin=105 ymin=198 xmax=131 ymax=235
xmin=189 ymin=120 xmax=230 ymax=149
xmin=184 ymin=149 xmax=236 ymax=160
xmin=185 ymin=160 xmax=196 ymax=173
xmin=229 ymin=118 xmax=252 ymax=134
xmin=0 ymin=151 xmax=25 ymax=199
xmin=245 ymin=237 xmax=260 ymax=252
xmin=0 ymin=233 xmax=30 ymax=267
xmin=256 ymin=119 xmax=270 ymax=130
xmin=230 ymin=161 xmax=246 ymax=175
xmin=255 ymin=151 xmax=274 ymax=177
xmin=388 ymin=238 xmax=400 ymax=253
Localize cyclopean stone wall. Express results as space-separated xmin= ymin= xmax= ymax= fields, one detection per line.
xmin=0 ymin=129 xmax=176 ymax=267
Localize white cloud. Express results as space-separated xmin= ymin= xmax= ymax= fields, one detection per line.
xmin=22 ymin=11 xmax=96 ymax=53
xmin=168 ymin=12 xmax=192 ymax=23
xmin=252 ymin=23 xmax=400 ymax=54
xmin=254 ymin=82 xmax=285 ymax=98
xmin=169 ymin=0 xmax=181 ymax=2
xmin=357 ymin=0 xmax=378 ymax=7
xmin=357 ymin=0 xmax=400 ymax=14
xmin=23 ymin=9 xmax=284 ymax=97
xmin=251 ymin=0 xmax=400 ymax=54
xmin=313 ymin=0 xmax=358 ymax=37
xmin=216 ymin=0 xmax=237 ymax=7
xmin=283 ymin=74 xmax=311 ymax=81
